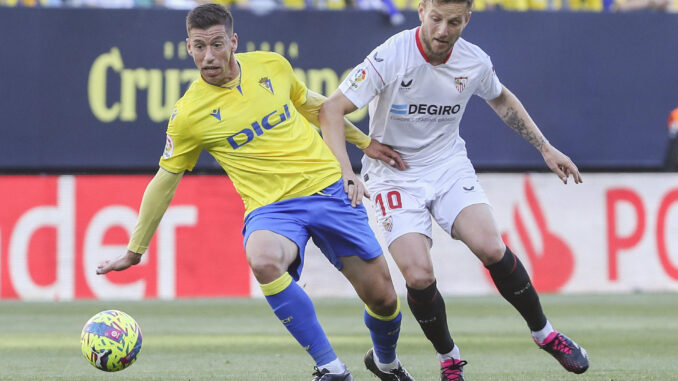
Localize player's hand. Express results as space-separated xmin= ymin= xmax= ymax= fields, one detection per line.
xmin=541 ymin=143 xmax=582 ymax=185
xmin=96 ymin=251 xmax=142 ymax=275
xmin=362 ymin=140 xmax=409 ymax=170
xmin=342 ymin=171 xmax=370 ymax=207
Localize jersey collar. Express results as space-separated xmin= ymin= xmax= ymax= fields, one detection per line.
xmin=415 ymin=27 xmax=453 ymax=64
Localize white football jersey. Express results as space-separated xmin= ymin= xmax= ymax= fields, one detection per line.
xmin=339 ymin=27 xmax=503 ymax=177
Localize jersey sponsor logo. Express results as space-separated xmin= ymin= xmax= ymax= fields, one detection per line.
xmin=210 ymin=108 xmax=221 ymax=121
xmin=259 ymin=77 xmax=274 ymax=94
xmin=226 ymin=105 xmax=291 ymax=149
xmin=389 ymin=104 xmax=408 ymax=115
xmin=163 ymin=135 xmax=174 ymax=159
xmin=454 ymin=76 xmax=468 ymax=93
xmin=389 ymin=103 xmax=461 ymax=116
xmin=400 ymin=79 xmax=413 ymax=88
xmin=349 ymin=67 xmax=367 ymax=89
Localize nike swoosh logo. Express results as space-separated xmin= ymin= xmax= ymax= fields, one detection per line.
xmin=401 ymin=79 xmax=413 ymax=87
xmin=373 ymin=51 xmax=384 ymax=62
xmin=463 ymin=186 xmax=475 ymax=191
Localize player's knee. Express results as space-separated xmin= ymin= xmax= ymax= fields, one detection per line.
xmin=361 ymin=274 xmax=399 ymax=316
xmin=247 ymin=251 xmax=287 ymax=283
xmin=476 ymin=240 xmax=507 ymax=266
xmin=405 ymin=273 xmax=435 ymax=290
xmin=366 ymin=291 xmax=399 ymax=317
xmin=402 ymin=265 xmax=435 ymax=290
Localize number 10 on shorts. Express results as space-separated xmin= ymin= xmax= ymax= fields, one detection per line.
xmin=375 ymin=191 xmax=402 ymax=216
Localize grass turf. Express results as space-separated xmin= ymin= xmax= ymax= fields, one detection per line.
xmin=0 ymin=293 xmax=676 ymax=380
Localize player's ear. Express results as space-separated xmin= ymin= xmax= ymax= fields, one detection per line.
xmin=186 ymin=38 xmax=193 ymax=57
xmin=465 ymin=11 xmax=472 ymax=25
xmin=231 ymin=32 xmax=238 ymax=53
xmin=418 ymin=0 xmax=426 ymax=22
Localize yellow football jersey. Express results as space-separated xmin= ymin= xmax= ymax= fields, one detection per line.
xmin=160 ymin=51 xmax=341 ymax=216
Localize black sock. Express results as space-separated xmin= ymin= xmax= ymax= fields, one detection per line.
xmin=407 ymin=280 xmax=454 ymax=354
xmin=486 ymin=247 xmax=547 ymax=331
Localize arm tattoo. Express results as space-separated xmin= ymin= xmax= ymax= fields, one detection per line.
xmin=501 ymin=106 xmax=545 ymax=151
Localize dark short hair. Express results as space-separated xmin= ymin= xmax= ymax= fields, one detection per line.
xmin=428 ymin=0 xmax=474 ymax=9
xmin=186 ymin=3 xmax=234 ymax=35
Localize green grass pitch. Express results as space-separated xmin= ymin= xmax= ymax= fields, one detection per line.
xmin=0 ymin=293 xmax=677 ymax=380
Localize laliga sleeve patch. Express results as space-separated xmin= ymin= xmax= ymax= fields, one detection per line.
xmin=163 ymin=135 xmax=174 ymax=159
xmin=349 ymin=66 xmax=368 ymax=90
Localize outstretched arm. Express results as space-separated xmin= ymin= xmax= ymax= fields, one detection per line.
xmin=486 ymin=86 xmax=582 ymax=184
xmin=96 ymin=167 xmax=184 ymax=274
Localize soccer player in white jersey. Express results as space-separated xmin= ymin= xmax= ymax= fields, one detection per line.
xmin=319 ymin=0 xmax=590 ymax=379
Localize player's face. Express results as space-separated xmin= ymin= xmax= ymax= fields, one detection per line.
xmin=187 ymin=24 xmax=238 ymax=86
xmin=418 ymin=0 xmax=471 ymax=64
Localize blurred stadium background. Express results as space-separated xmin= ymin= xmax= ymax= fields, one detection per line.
xmin=1 ymin=1 xmax=678 ymax=379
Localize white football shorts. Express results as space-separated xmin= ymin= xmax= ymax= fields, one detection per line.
xmin=363 ymin=163 xmax=490 ymax=248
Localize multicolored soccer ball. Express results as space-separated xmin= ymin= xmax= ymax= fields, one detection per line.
xmin=80 ymin=310 xmax=143 ymax=372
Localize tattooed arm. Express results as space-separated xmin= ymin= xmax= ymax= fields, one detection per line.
xmin=486 ymin=86 xmax=583 ymax=184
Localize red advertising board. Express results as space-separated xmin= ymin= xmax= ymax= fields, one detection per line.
xmin=3 ymin=173 xmax=677 ymax=299
xmin=0 ymin=175 xmax=249 ymax=300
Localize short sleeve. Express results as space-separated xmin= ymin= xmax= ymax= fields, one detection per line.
xmin=277 ymin=54 xmax=308 ymax=107
xmin=474 ymin=55 xmax=503 ymax=100
xmin=159 ymin=105 xmax=201 ymax=173
xmin=338 ymin=58 xmax=384 ymax=110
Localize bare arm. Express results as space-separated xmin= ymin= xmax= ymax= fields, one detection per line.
xmin=319 ymin=90 xmax=369 ymax=206
xmin=299 ymin=90 xmax=406 ymax=169
xmin=96 ymin=167 xmax=184 ymax=274
xmin=298 ymin=89 xmax=371 ymax=149
xmin=486 ymin=86 xmax=582 ymax=184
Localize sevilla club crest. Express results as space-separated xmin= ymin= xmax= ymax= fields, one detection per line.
xmin=454 ymin=76 xmax=468 ymax=93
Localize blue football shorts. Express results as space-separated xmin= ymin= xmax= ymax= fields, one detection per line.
xmin=242 ymin=179 xmax=383 ymax=280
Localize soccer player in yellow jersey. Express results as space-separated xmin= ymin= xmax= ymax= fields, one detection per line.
xmin=96 ymin=4 xmax=413 ymax=381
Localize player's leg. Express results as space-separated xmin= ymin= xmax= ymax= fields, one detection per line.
xmin=389 ymin=233 xmax=454 ymax=357
xmin=387 ymin=233 xmax=466 ymax=381
xmin=368 ymin=180 xmax=464 ymax=380
xmin=244 ymin=209 xmax=352 ymax=380
xmin=340 ymin=255 xmax=414 ymax=381
xmin=306 ymin=180 xmax=413 ymax=380
xmin=451 ymin=203 xmax=589 ymax=374
xmin=451 ymin=203 xmax=546 ymax=327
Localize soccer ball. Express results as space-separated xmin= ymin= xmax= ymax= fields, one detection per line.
xmin=80 ymin=310 xmax=143 ymax=372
